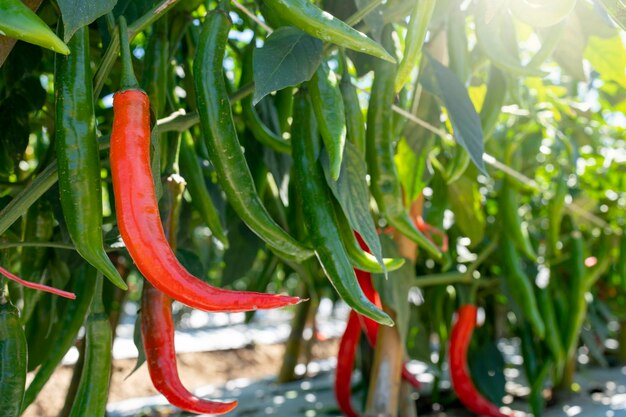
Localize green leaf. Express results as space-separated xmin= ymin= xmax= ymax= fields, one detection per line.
xmin=176 ymin=248 xmax=205 ymax=280
xmin=552 ymin=12 xmax=587 ymax=80
xmin=221 ymin=218 xmax=263 ymax=286
xmin=252 ymin=27 xmax=323 ymax=105
xmin=58 ymin=0 xmax=118 ymax=43
xmin=585 ymin=35 xmax=626 ymax=89
xmin=421 ymin=54 xmax=486 ymax=174
xmin=310 ymin=61 xmax=346 ymax=180
xmin=447 ymin=176 xmax=485 ymax=245
xmin=597 ymin=0 xmax=626 ymax=32
xmin=126 ymin=312 xmax=146 ymax=379
xmin=321 ymin=142 xmax=385 ymax=270
xmin=468 ymin=338 xmax=506 ymax=406
xmin=395 ymin=138 xmax=429 ymax=207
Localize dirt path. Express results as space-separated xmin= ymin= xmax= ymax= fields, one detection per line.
xmin=22 ymin=339 xmax=339 ymax=417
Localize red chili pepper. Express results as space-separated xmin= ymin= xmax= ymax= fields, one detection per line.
xmin=110 ymin=18 xmax=301 ymax=313
xmin=141 ymin=282 xmax=237 ymax=415
xmin=335 ymin=310 xmax=361 ymax=417
xmin=449 ymin=305 xmax=512 ymax=417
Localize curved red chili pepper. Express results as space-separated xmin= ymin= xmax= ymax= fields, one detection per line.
xmin=110 ymin=89 xmax=301 ymax=312
xmin=141 ymin=282 xmax=237 ymax=414
xmin=449 ymin=305 xmax=512 ymax=417
xmin=335 ymin=310 xmax=361 ymax=417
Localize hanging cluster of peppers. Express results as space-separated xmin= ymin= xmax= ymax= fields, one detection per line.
xmin=0 ymin=0 xmax=625 ymax=416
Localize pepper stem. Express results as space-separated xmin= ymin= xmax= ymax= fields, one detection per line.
xmin=118 ymin=17 xmax=139 ymax=90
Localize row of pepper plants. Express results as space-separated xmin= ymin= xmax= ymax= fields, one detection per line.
xmin=0 ymin=0 xmax=625 ymax=416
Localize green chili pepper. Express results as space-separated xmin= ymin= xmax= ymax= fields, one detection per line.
xmin=339 ymin=53 xmax=365 ymax=157
xmin=241 ymin=45 xmax=291 ymax=154
xmin=560 ymin=216 xmax=586 ymax=385
xmin=394 ymin=0 xmax=436 ymax=92
xmin=546 ymin=175 xmax=569 ymax=258
xmin=310 ymin=60 xmax=346 ymax=180
xmin=500 ymin=181 xmax=537 ymax=262
xmin=194 ymin=8 xmax=312 ymax=262
xmin=178 ymin=130 xmax=229 ymax=247
xmin=366 ymin=26 xmax=441 ymax=260
xmin=519 ymin=322 xmax=549 ymax=417
xmin=19 ymin=199 xmax=54 ymax=324
xmin=263 ymin=0 xmax=394 ymax=63
xmin=141 ymin=18 xmax=169 ymax=119
xmin=588 ymin=234 xmax=614 ymax=287
xmin=21 ymin=265 xmax=96 ymax=412
xmin=291 ymin=90 xmax=392 ymax=326
xmin=332 ymin=200 xmax=404 ymax=273
xmin=617 ymin=231 xmax=626 ymax=289
xmin=479 ymin=65 xmax=507 ymax=139
xmin=67 ymin=273 xmax=111 ymax=417
xmin=535 ymin=284 xmax=564 ymax=380
xmin=55 ymin=26 xmax=127 ymax=290
xmin=0 ymin=296 xmax=27 ymax=417
xmin=275 ymin=87 xmax=294 ymax=135
xmin=500 ymin=234 xmax=545 ymax=339
xmin=0 ymin=0 xmax=69 ymax=54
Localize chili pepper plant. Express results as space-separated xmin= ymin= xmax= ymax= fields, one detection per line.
xmin=0 ymin=0 xmax=625 ymax=416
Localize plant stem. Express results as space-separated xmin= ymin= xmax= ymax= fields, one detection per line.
xmin=346 ymin=0 xmax=385 ymax=27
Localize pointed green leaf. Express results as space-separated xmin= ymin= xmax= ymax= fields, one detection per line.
xmin=421 ymin=54 xmax=486 ymax=174
xmin=253 ymin=27 xmax=323 ymax=105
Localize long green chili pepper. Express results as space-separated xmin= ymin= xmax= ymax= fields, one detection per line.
xmin=366 ymin=26 xmax=442 ymax=260
xmin=291 ymin=90 xmax=392 ymax=326
xmin=54 ymin=26 xmax=127 ymax=290
xmin=0 ymin=0 xmax=69 ymax=54
xmin=67 ymin=274 xmax=112 ymax=417
xmin=518 ymin=322 xmax=548 ymax=417
xmin=310 ymin=60 xmax=346 ymax=180
xmin=617 ymin=232 xmax=626 ymax=289
xmin=394 ymin=0 xmax=436 ymax=92
xmin=21 ymin=265 xmax=97 ymax=412
xmin=546 ymin=180 xmax=568 ymax=257
xmin=263 ymin=0 xmax=394 ymax=63
xmin=535 ymin=284 xmax=564 ymax=379
xmin=500 ymin=181 xmax=537 ymax=262
xmin=275 ymin=87 xmax=294 ymax=134
xmin=141 ymin=18 xmax=169 ymax=119
xmin=0 ymin=295 xmax=27 ymax=417
xmin=500 ymin=234 xmax=545 ymax=339
xmin=585 ymin=233 xmax=614 ymax=289
xmin=241 ymin=45 xmax=291 ymax=154
xmin=562 ymin=216 xmax=586 ymax=365
xmin=332 ymin=201 xmax=404 ymax=273
xmin=178 ymin=130 xmax=229 ymax=247
xmin=560 ymin=216 xmax=587 ymax=386
xmin=339 ymin=53 xmax=365 ymax=157
xmin=479 ymin=65 xmax=507 ymax=139
xmin=194 ymin=8 xmax=312 ymax=262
